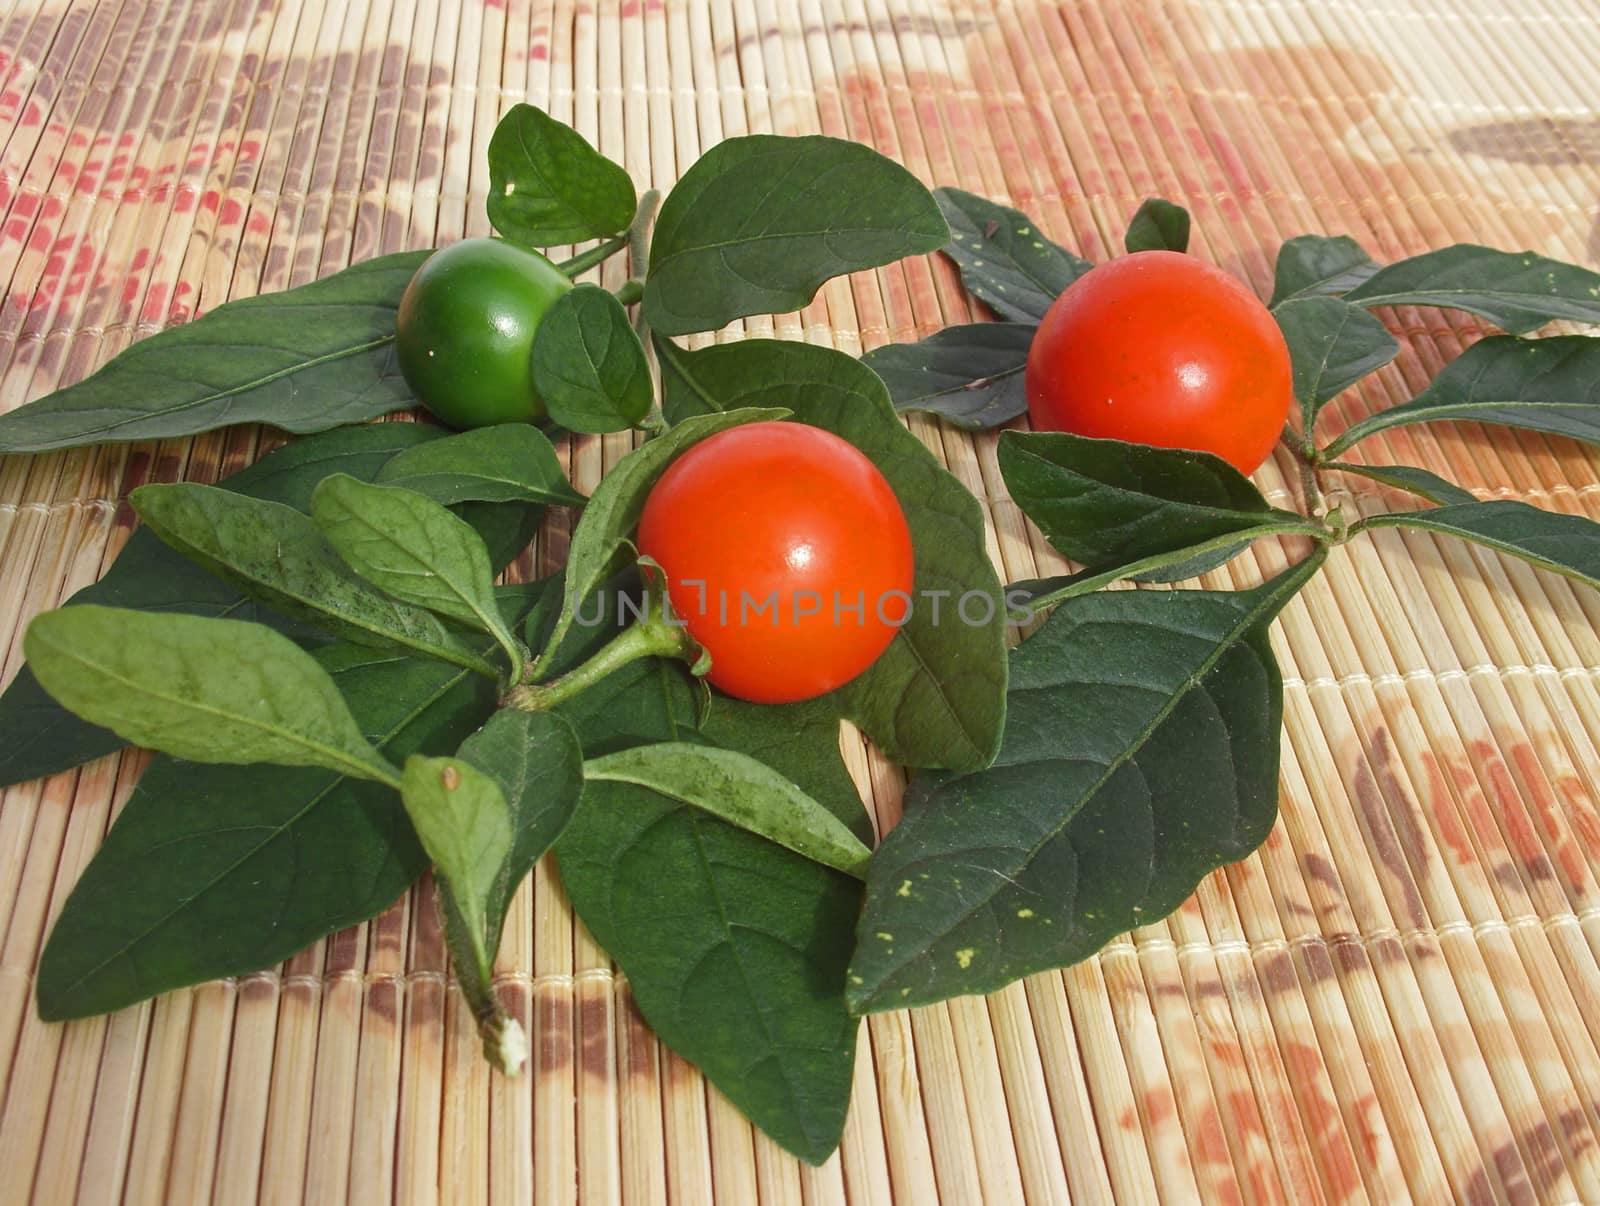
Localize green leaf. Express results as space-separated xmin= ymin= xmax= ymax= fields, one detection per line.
xmin=35 ymin=641 xmax=508 ymax=1021
xmin=934 ymin=187 xmax=1091 ymax=322
xmin=0 ymin=423 xmax=537 ymax=788
xmin=25 ymin=607 xmax=400 ymax=785
xmin=1361 ymin=501 xmax=1600 ymax=591
xmin=1325 ymin=335 xmax=1600 ymax=457
xmin=312 ymin=475 xmax=522 ymax=676
xmin=847 ymin=554 xmax=1323 ymax=1013
xmin=1324 ymin=462 xmax=1477 ymax=507
xmin=0 ymin=251 xmax=430 ymax=453
xmin=485 ymin=103 xmax=637 ymax=246
xmin=530 ymin=285 xmax=653 ymax=433
xmin=643 ymin=135 xmax=948 ymax=336
xmin=697 ymin=692 xmax=874 ymax=844
xmin=1124 ymin=198 xmax=1190 ymax=253
xmin=453 ymin=710 xmax=585 ymax=942
xmin=1344 ymin=244 xmax=1600 ymax=334
xmin=859 ymin=322 xmax=1035 ymax=430
xmin=130 ymin=482 xmax=497 ymax=677
xmin=527 ymin=407 xmax=789 ymax=678
xmin=402 ymin=709 xmax=583 ymax=1069
xmin=1273 ymin=296 xmax=1399 ymax=435
xmin=584 ymin=743 xmax=871 ymax=877
xmin=998 ymin=430 xmax=1315 ymax=580
xmin=657 ymin=338 xmax=1009 ymax=772
xmin=1269 ymin=234 xmax=1380 ymax=307
xmin=375 ymin=423 xmax=585 ymax=508
xmin=555 ymin=781 xmax=860 ymax=1163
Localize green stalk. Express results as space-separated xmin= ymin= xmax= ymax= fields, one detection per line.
xmin=505 ymin=588 xmax=700 ymax=711
xmin=555 ymin=235 xmax=627 ymax=278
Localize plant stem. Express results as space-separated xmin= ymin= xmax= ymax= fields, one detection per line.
xmin=629 ymin=188 xmax=661 ymax=282
xmin=612 ymin=279 xmax=644 ymax=306
xmin=556 ymin=235 xmax=627 ymax=278
xmin=504 ymin=589 xmax=698 ymax=711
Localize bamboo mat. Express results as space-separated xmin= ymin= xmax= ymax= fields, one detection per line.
xmin=2 ymin=0 xmax=1599 ymax=1201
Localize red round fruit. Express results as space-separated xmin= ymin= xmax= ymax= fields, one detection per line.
xmin=1024 ymin=250 xmax=1292 ymax=475
xmin=636 ymin=421 xmax=915 ymax=705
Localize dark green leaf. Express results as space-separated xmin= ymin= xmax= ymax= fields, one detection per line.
xmin=847 ymin=554 xmax=1322 ymax=1013
xmin=643 ymin=135 xmax=948 ymax=336
xmin=1124 ymin=198 xmax=1190 ymax=254
xmin=531 ymin=285 xmax=653 ymax=433
xmin=25 ymin=607 xmax=399 ymax=784
xmin=130 ymin=483 xmax=496 ymax=677
xmin=453 ymin=709 xmax=585 ymax=946
xmin=486 ymin=103 xmax=637 ymax=246
xmin=657 ymin=338 xmax=1009 ymax=772
xmin=1269 ymin=234 xmax=1380 ymax=307
xmin=935 ymin=188 xmax=1090 ymax=322
xmin=312 ymin=476 xmax=519 ymax=671
xmin=1326 ymin=335 xmax=1600 ymax=456
xmin=1362 ymin=501 xmax=1600 ymax=591
xmin=35 ymin=642 xmax=506 ymax=1020
xmin=998 ymin=430 xmax=1314 ymax=580
xmin=1345 ymin=244 xmax=1600 ymax=333
xmin=584 ymin=743 xmax=870 ymax=877
xmin=1273 ymin=296 xmax=1399 ymax=435
xmin=1324 ymin=462 xmax=1477 ymax=507
xmin=556 ymin=782 xmax=859 ymax=1163
xmin=697 ymin=692 xmax=873 ymax=844
xmin=0 ymin=425 xmax=537 ymax=788
xmin=859 ymin=323 xmax=1035 ymax=430
xmin=0 ymin=252 xmax=429 ymax=453
xmin=402 ymin=708 xmax=583 ymax=1070
xmin=527 ymin=407 xmax=788 ymax=678
xmin=376 ymin=424 xmax=585 ymax=508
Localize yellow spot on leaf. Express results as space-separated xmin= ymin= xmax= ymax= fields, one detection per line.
xmin=897 ymin=880 xmax=913 ymax=897
xmin=955 ymin=949 xmax=975 ymax=969
xmin=1017 ymin=908 xmax=1035 ymax=919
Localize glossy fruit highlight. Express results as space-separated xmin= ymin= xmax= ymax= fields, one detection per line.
xmin=1024 ymin=250 xmax=1292 ymax=475
xmin=636 ymin=421 xmax=915 ymax=704
xmin=395 ymin=237 xmax=572 ymax=428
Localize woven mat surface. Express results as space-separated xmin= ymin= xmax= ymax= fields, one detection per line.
xmin=3 ymin=0 xmax=1600 ymax=1202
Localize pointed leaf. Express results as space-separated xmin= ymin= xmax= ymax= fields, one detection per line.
xmin=25 ymin=607 xmax=399 ymax=784
xmin=657 ymin=338 xmax=1009 ymax=772
xmin=376 ymin=423 xmax=585 ymax=507
xmin=860 ymin=322 xmax=1035 ymax=430
xmin=0 ymin=423 xmax=537 ymax=787
xmin=528 ymin=407 xmax=789 ymax=677
xmin=530 ymin=284 xmax=654 ymax=433
xmin=584 ymin=743 xmax=870 ymax=877
xmin=556 ymin=783 xmax=859 ymax=1163
xmin=131 ymin=482 xmax=495 ymax=676
xmin=1269 ymin=234 xmax=1380 ymax=307
xmin=1324 ymin=462 xmax=1477 ymax=507
xmin=1345 ymin=244 xmax=1600 ymax=333
xmin=1326 ymin=335 xmax=1600 ymax=456
xmin=643 ymin=135 xmax=948 ymax=336
xmin=0 ymin=251 xmax=429 ymax=453
xmin=998 ymin=429 xmax=1314 ymax=577
xmin=847 ymin=555 xmax=1322 ymax=1013
xmin=35 ymin=638 xmax=516 ymax=1020
xmin=486 ymin=103 xmax=637 ymax=246
xmin=311 ymin=475 xmax=517 ymax=662
xmin=1363 ymin=501 xmax=1600 ymax=591
xmin=1273 ymin=296 xmax=1399 ymax=434
xmin=1124 ymin=198 xmax=1190 ymax=253
xmin=934 ymin=187 xmax=1091 ymax=321
xmin=0 ymin=426 xmax=533 ymax=787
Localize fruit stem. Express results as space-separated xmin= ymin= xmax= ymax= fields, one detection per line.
xmin=556 ymin=235 xmax=627 ymax=279
xmin=504 ymin=588 xmax=697 ymax=712
xmin=612 ymin=279 xmax=644 ymax=306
